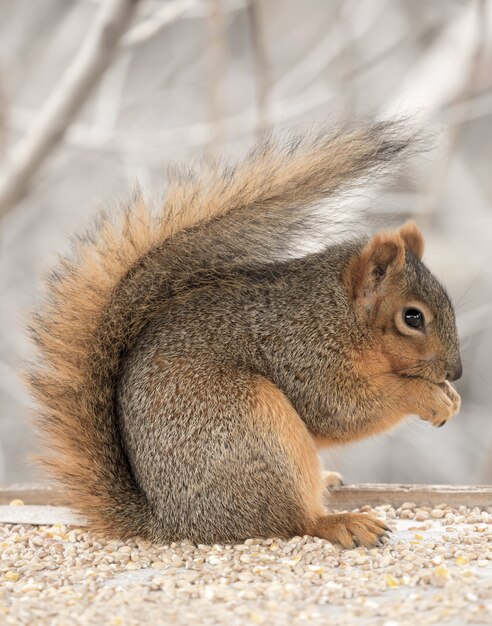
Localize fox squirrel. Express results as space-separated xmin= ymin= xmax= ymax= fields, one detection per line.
xmin=27 ymin=121 xmax=462 ymax=549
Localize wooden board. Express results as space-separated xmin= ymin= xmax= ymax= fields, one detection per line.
xmin=0 ymin=483 xmax=491 ymax=526
xmin=0 ymin=504 xmax=83 ymax=525
xmin=327 ymin=483 xmax=492 ymax=510
xmin=0 ymin=484 xmax=59 ymax=506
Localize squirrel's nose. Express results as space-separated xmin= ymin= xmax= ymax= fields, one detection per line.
xmin=447 ymin=359 xmax=463 ymax=382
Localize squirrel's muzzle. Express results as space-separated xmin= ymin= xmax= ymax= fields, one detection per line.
xmin=447 ymin=358 xmax=463 ymax=382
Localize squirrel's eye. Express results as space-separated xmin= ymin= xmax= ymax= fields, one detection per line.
xmin=403 ymin=308 xmax=424 ymax=330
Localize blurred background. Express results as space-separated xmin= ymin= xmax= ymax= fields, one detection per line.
xmin=0 ymin=0 xmax=491 ymax=486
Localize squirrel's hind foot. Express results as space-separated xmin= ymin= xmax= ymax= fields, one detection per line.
xmin=312 ymin=512 xmax=390 ymax=549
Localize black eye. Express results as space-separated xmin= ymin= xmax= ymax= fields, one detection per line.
xmin=403 ymin=308 xmax=425 ymax=330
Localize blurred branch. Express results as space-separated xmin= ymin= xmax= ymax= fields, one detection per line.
xmin=122 ymin=0 xmax=195 ymax=47
xmin=384 ymin=0 xmax=492 ymax=119
xmin=206 ymin=0 xmax=227 ymax=149
xmin=121 ymin=0 xmax=248 ymax=47
xmin=247 ymin=0 xmax=271 ymax=138
xmin=446 ymin=86 xmax=492 ymax=125
xmin=272 ymin=0 xmax=386 ymax=98
xmin=0 ymin=359 xmax=31 ymax=407
xmin=0 ymin=0 xmax=140 ymax=218
xmin=9 ymin=88 xmax=336 ymax=152
xmin=380 ymin=0 xmax=492 ymax=220
xmin=91 ymin=54 xmax=132 ymax=142
xmin=0 ymin=70 xmax=5 ymax=161
xmin=419 ymin=0 xmax=490 ymax=219
xmin=3 ymin=0 xmax=388 ymax=152
xmin=340 ymin=19 xmax=437 ymax=83
xmin=86 ymin=0 xmax=248 ymax=20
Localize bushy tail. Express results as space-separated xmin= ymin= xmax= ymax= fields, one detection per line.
xmin=27 ymin=121 xmax=414 ymax=539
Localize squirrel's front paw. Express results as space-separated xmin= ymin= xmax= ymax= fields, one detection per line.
xmin=323 ymin=470 xmax=344 ymax=489
xmin=419 ymin=380 xmax=461 ymax=427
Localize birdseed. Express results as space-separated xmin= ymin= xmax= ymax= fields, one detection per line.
xmin=1 ymin=504 xmax=492 ymax=625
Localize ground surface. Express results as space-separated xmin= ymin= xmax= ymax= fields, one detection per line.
xmin=1 ymin=502 xmax=492 ymax=625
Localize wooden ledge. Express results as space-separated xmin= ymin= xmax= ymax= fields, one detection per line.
xmin=1 ymin=483 xmax=491 ymax=509
xmin=327 ymin=483 xmax=492 ymax=510
xmin=0 ymin=484 xmax=59 ymax=506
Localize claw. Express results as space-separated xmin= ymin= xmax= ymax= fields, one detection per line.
xmin=314 ymin=512 xmax=389 ymax=549
xmin=438 ymin=420 xmax=446 ymax=428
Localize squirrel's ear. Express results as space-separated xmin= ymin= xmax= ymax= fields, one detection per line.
xmin=347 ymin=231 xmax=405 ymax=299
xmin=398 ymin=220 xmax=424 ymax=259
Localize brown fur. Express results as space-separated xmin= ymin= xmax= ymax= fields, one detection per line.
xmin=310 ymin=513 xmax=390 ymax=549
xmin=346 ymin=227 xmax=406 ymax=301
xmin=251 ymin=377 xmax=325 ymax=524
xmin=27 ymin=121 xmax=461 ymax=547
xmin=311 ymin=347 xmax=409 ymax=446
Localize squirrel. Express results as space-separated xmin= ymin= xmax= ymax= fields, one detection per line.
xmin=27 ymin=121 xmax=462 ymax=549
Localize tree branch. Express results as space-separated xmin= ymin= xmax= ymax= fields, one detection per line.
xmin=0 ymin=0 xmax=140 ymax=217
xmin=247 ymin=0 xmax=272 ymax=138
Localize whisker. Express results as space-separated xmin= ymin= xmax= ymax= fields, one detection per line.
xmin=453 ymin=273 xmax=480 ymax=311
xmin=460 ymin=359 xmax=492 ymax=389
xmin=459 ymin=337 xmax=474 ymax=352
xmin=365 ymin=361 xmax=427 ymax=381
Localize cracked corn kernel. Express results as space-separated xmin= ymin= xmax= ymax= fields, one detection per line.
xmin=433 ymin=565 xmax=450 ymax=580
